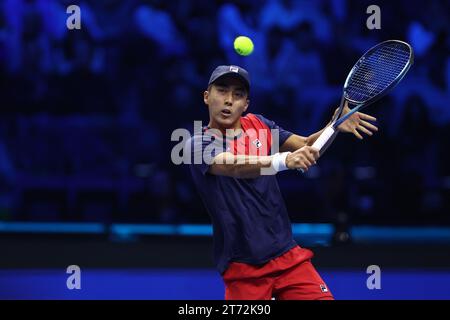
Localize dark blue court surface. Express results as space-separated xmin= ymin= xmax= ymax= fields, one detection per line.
xmin=1 ymin=269 xmax=449 ymax=300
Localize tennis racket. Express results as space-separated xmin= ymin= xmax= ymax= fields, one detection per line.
xmin=308 ymin=40 xmax=414 ymax=160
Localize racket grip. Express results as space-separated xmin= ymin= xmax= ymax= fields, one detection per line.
xmin=298 ymin=126 xmax=336 ymax=174
xmin=312 ymin=126 xmax=336 ymax=151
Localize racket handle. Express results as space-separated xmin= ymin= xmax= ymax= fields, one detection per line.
xmin=312 ymin=126 xmax=336 ymax=151
xmin=298 ymin=126 xmax=336 ymax=173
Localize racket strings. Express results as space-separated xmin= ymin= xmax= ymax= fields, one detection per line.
xmin=346 ymin=43 xmax=411 ymax=103
xmin=350 ymin=48 xmax=408 ymax=98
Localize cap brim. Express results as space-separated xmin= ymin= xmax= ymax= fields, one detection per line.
xmin=209 ymin=72 xmax=250 ymax=91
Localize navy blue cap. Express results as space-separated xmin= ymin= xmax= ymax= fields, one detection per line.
xmin=208 ymin=65 xmax=250 ymax=91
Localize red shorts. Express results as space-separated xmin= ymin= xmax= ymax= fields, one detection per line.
xmin=223 ymin=246 xmax=333 ymax=300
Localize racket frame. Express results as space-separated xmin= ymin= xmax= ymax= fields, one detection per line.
xmin=333 ymin=40 xmax=414 ymax=129
xmin=299 ymin=40 xmax=414 ymax=170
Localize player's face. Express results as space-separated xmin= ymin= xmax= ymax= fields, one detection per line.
xmin=204 ymin=76 xmax=249 ymax=131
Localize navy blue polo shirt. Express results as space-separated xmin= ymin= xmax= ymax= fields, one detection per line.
xmin=188 ymin=113 xmax=298 ymax=274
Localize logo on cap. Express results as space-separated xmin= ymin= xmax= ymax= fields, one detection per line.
xmin=230 ymin=66 xmax=239 ymax=73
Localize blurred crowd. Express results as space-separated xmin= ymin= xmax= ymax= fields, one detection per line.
xmin=0 ymin=0 xmax=449 ymax=225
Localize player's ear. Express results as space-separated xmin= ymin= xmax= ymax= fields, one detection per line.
xmin=203 ymin=90 xmax=209 ymax=105
xmin=243 ymin=99 xmax=249 ymax=112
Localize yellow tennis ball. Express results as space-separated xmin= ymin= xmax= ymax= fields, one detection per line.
xmin=234 ymin=36 xmax=254 ymax=56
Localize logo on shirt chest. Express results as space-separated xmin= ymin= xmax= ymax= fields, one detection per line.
xmin=252 ymin=139 xmax=262 ymax=149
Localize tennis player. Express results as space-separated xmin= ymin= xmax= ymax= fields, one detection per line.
xmin=188 ymin=65 xmax=377 ymax=300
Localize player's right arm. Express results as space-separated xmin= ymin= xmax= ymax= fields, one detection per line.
xmin=208 ymin=146 xmax=319 ymax=178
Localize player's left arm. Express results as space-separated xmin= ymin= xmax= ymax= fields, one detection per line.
xmin=280 ymin=104 xmax=378 ymax=152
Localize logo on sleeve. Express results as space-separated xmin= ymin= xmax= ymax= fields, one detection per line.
xmin=320 ymin=284 xmax=328 ymax=293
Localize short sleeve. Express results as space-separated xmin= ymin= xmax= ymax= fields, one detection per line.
xmin=254 ymin=114 xmax=294 ymax=146
xmin=187 ymin=133 xmax=226 ymax=176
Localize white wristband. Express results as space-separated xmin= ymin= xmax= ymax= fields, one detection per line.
xmin=271 ymin=152 xmax=291 ymax=172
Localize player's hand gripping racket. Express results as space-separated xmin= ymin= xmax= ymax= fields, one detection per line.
xmin=301 ymin=40 xmax=413 ymax=171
